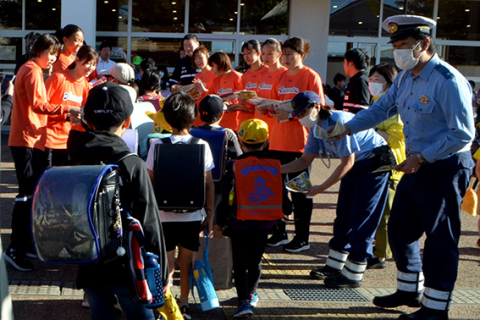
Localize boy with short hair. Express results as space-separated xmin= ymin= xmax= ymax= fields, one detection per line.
xmin=217 ymin=119 xmax=286 ymax=318
xmin=146 ymin=92 xmax=215 ymax=320
xmin=67 ymin=82 xmax=169 ymax=320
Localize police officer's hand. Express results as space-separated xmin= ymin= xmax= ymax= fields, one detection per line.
xmin=328 ymin=124 xmax=351 ymax=141
xmin=306 ymin=185 xmax=324 ymax=197
xmin=395 ymin=155 xmax=421 ymax=174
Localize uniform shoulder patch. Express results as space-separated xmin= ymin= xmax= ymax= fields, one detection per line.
xmin=434 ymin=64 xmax=454 ymax=80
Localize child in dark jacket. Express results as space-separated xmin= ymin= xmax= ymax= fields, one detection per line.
xmin=67 ymin=82 xmax=169 ymax=320
xmin=217 ymin=119 xmax=287 ymax=318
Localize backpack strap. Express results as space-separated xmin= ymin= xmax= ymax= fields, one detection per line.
xmin=189 ymin=136 xmax=200 ymax=144
xmin=160 ymin=137 xmax=172 ymax=144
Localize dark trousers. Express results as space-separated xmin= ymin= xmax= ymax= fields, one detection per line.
xmin=389 ymin=152 xmax=472 ymax=292
xmin=329 ymin=157 xmax=390 ymax=262
xmin=10 ymin=146 xmax=48 ymax=252
xmin=270 ymin=151 xmax=313 ymax=243
xmin=230 ymin=228 xmax=269 ymax=303
xmin=45 ymin=147 xmax=69 ymax=167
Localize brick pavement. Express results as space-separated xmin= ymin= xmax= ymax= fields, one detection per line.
xmin=2 ymin=132 xmax=480 ymax=319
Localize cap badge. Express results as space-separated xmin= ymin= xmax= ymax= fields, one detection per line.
xmin=389 ymin=23 xmax=398 ymax=34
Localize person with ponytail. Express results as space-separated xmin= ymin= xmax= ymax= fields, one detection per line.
xmin=52 ymin=25 xmax=84 ymax=73
xmin=45 ymin=45 xmax=98 ymax=166
xmin=265 ymin=37 xmax=325 ymax=253
xmin=5 ymin=34 xmax=81 ymax=272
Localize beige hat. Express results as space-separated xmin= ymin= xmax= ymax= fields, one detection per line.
xmin=108 ymin=63 xmax=135 ymax=84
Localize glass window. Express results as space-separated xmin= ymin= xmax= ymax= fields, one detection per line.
xmin=382 ymin=1 xmax=434 ymax=37
xmin=326 ymin=42 xmax=347 ymax=88
xmin=439 ymin=45 xmax=480 ymax=79
xmin=131 ymin=38 xmax=236 ymax=71
xmin=0 ymin=0 xmax=22 ymax=30
xmin=26 ymin=0 xmax=61 ymax=30
xmin=96 ymin=37 xmax=128 ymax=63
xmin=97 ymin=0 xmax=128 ymax=32
xmin=240 ymin=0 xmax=288 ymax=35
xmin=379 ymin=44 xmax=395 ymax=67
xmin=0 ymin=37 xmax=23 ymax=64
xmin=437 ymin=1 xmax=480 ymax=41
xmin=132 ymin=0 xmax=185 ymax=33
xmin=189 ymin=0 xmax=237 ymax=34
xmin=329 ymin=0 xmax=380 ymax=37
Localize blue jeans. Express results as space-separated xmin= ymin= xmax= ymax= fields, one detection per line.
xmin=84 ymin=285 xmax=155 ymax=320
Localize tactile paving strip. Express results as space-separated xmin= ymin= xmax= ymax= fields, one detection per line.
xmin=283 ymin=284 xmax=369 ymax=302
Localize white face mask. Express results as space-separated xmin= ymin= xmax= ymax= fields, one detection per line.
xmin=393 ymin=41 xmax=424 ymax=70
xmin=298 ymin=109 xmax=318 ymax=128
xmin=369 ymin=82 xmax=386 ymax=98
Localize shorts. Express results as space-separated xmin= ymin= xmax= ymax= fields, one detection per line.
xmin=162 ymin=221 xmax=202 ymax=252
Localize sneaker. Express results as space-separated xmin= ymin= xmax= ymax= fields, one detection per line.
xmin=367 ymin=257 xmax=386 ymax=269
xmin=266 ymin=233 xmax=289 ymax=247
xmin=310 ymin=265 xmax=341 ymax=280
xmin=180 ymin=304 xmax=191 ymax=320
xmin=234 ymin=301 xmax=253 ymax=318
xmin=4 ymin=249 xmax=34 ymax=272
xmin=249 ymin=292 xmax=259 ymax=308
xmin=283 ymin=239 xmax=310 ymax=253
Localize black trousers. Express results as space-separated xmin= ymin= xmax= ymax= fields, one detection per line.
xmin=10 ymin=146 xmax=48 ymax=252
xmin=269 ymin=151 xmax=313 ymax=243
xmin=230 ymin=228 xmax=269 ymax=303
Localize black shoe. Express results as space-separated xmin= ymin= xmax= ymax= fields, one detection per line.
xmin=266 ymin=233 xmax=289 ymax=247
xmin=4 ymin=249 xmax=34 ymax=272
xmin=367 ymin=257 xmax=386 ymax=269
xmin=310 ymin=265 xmax=341 ymax=280
xmin=180 ymin=304 xmax=191 ymax=320
xmin=324 ymin=273 xmax=362 ymax=289
xmin=283 ymin=238 xmax=310 ymax=253
xmin=398 ymin=306 xmax=448 ymax=320
xmin=373 ymin=290 xmax=422 ymax=308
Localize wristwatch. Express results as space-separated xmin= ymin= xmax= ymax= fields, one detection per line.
xmin=416 ymin=153 xmax=427 ymax=165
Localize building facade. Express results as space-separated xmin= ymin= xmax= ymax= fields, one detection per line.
xmin=0 ymin=0 xmax=479 ymax=87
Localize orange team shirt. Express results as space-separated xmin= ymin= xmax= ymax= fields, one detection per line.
xmin=45 ymin=70 xmax=91 ymax=149
xmin=192 ymin=69 xmax=216 ymax=127
xmin=52 ymin=52 xmax=75 ymax=74
xmin=208 ymin=70 xmax=243 ymax=131
xmin=240 ymin=65 xmax=267 ymax=126
xmin=270 ymin=66 xmax=325 ymax=153
xmin=9 ymin=60 xmax=69 ymax=151
xmin=254 ymin=67 xmax=287 ymax=130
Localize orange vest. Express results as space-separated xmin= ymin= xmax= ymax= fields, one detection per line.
xmin=234 ymin=156 xmax=284 ymax=221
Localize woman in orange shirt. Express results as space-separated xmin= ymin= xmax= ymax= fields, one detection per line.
xmin=255 ymin=38 xmax=287 ymax=129
xmin=266 ymin=37 xmax=325 ymax=253
xmin=192 ymin=45 xmax=215 ymax=127
xmin=45 ymin=45 xmax=98 ymax=166
xmin=238 ymin=40 xmax=266 ymax=125
xmin=6 ymin=34 xmax=81 ymax=271
xmin=52 ymin=25 xmax=84 ymax=73
xmin=199 ymin=52 xmax=243 ymax=131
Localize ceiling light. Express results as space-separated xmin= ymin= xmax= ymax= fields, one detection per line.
xmin=112 ymin=8 xmax=116 ymax=12
xmin=173 ymin=17 xmax=178 ymax=20
xmin=173 ymin=10 xmax=177 ymax=13
xmin=358 ymin=21 xmax=363 ymax=24
xmin=399 ymin=6 xmax=404 ymax=10
xmin=52 ymin=7 xmax=56 ymax=10
xmin=467 ymin=24 xmax=471 ymax=27
xmin=104 ymin=0 xmax=108 ymax=3
xmin=333 ymin=5 xmax=337 ymax=8
xmin=240 ymin=3 xmax=244 ymax=6
xmin=465 ymin=9 xmax=470 ymax=12
xmin=172 ymin=1 xmax=176 ymax=4
xmin=230 ymin=18 xmax=234 ymax=21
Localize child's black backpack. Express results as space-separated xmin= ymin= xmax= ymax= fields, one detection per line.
xmin=32 ymin=164 xmax=126 ymax=264
xmin=190 ymin=128 xmax=228 ymax=181
xmin=153 ymin=137 xmax=206 ymax=212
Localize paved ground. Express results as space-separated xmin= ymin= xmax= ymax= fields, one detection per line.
xmin=2 ymin=131 xmax=480 ymax=320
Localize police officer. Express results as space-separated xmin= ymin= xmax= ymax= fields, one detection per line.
xmin=331 ymin=15 xmax=475 ymax=320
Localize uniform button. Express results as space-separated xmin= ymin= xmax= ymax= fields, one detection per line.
xmin=408 ymin=107 xmax=410 ymax=110
xmin=420 ymin=108 xmax=422 ymax=111
xmin=406 ymin=135 xmax=409 ymax=138
xmin=406 ymin=121 xmax=409 ymax=124
xmin=410 ymin=93 xmax=413 ymax=95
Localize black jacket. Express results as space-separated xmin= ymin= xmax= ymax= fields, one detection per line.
xmin=67 ymin=130 xmax=169 ymax=289
xmin=1 ymin=94 xmax=12 ymax=124
xmin=344 ymin=71 xmax=372 ymax=110
xmin=169 ymin=55 xmax=198 ymax=86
